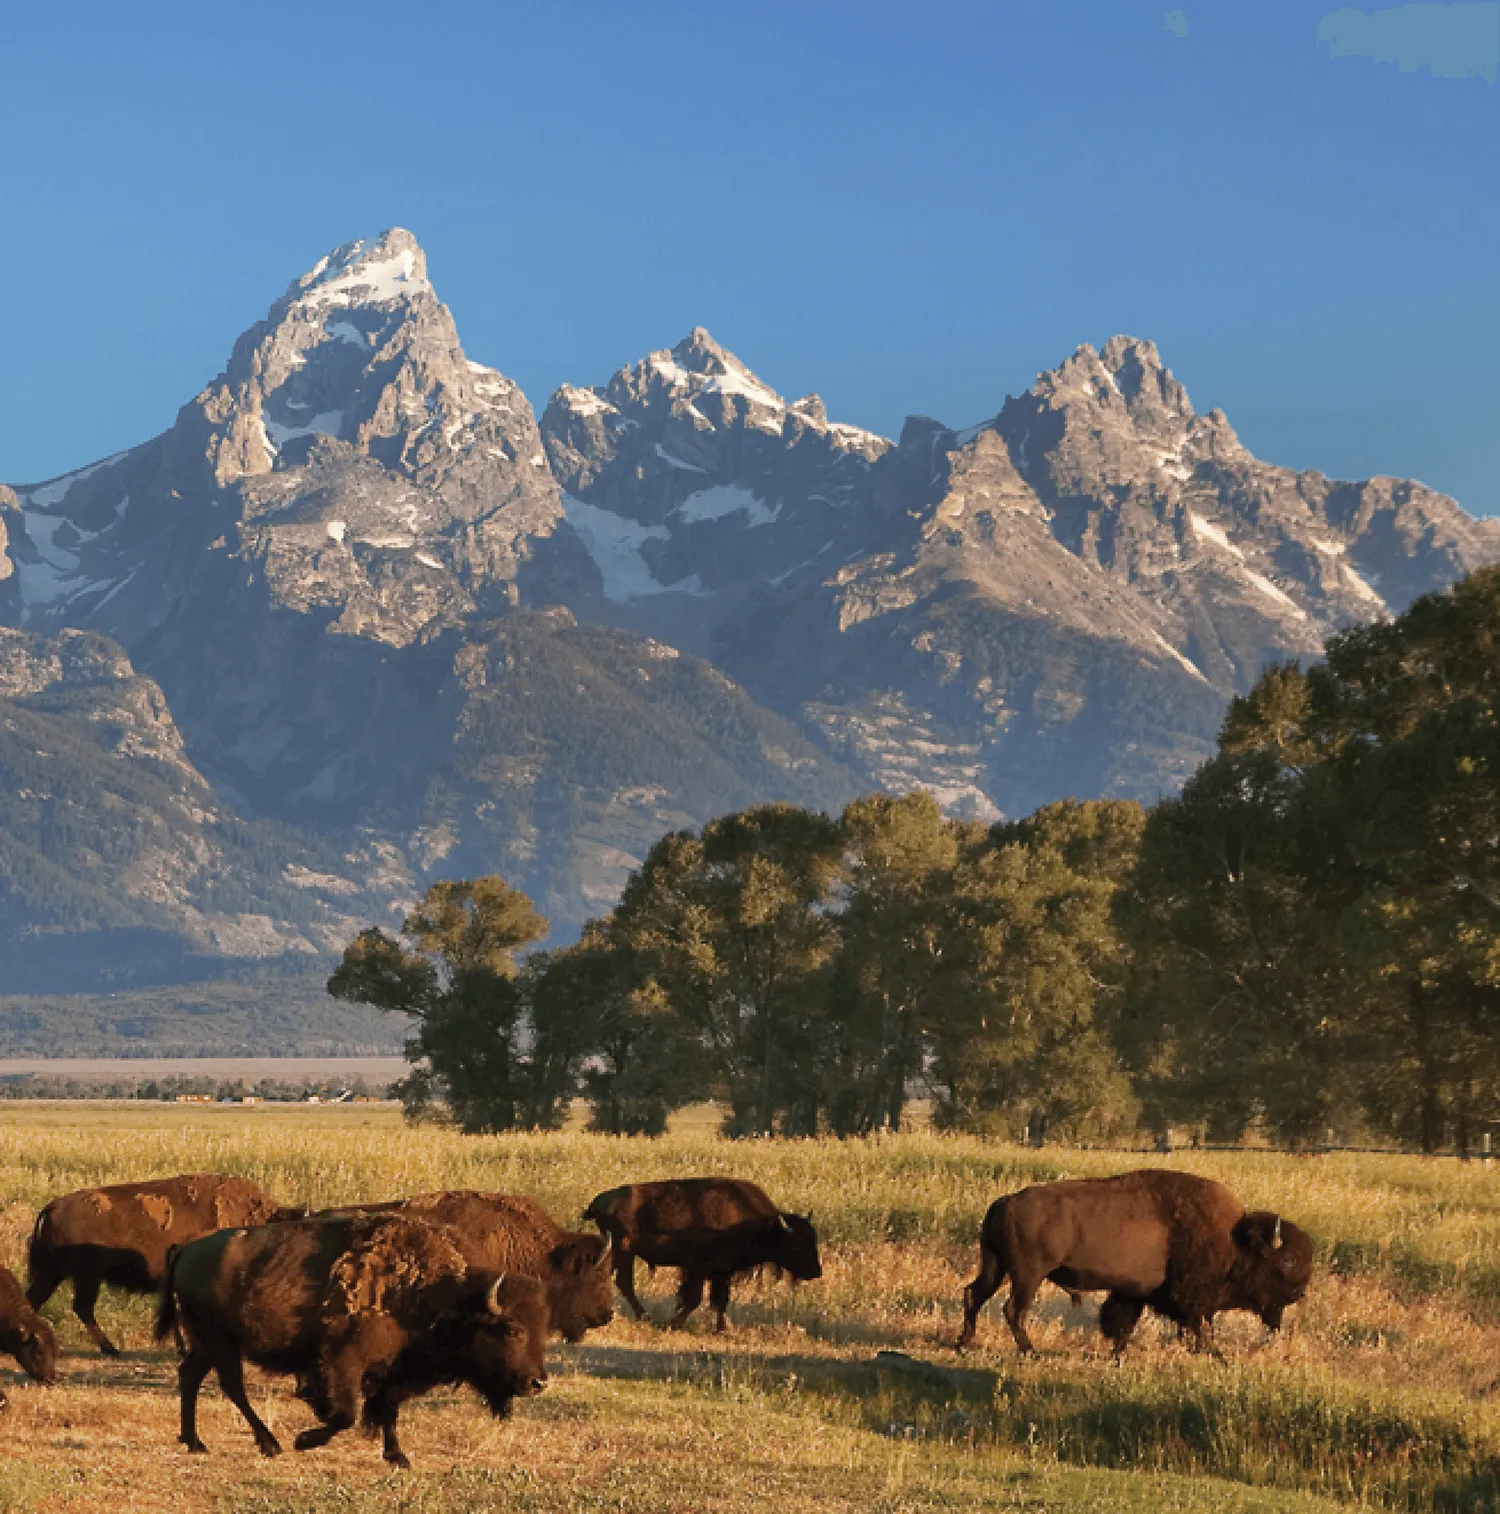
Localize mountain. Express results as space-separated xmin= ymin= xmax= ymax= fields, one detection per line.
xmin=2 ymin=228 xmax=1494 ymax=1001
xmin=0 ymin=234 xmax=856 ymax=974
xmin=0 ymin=624 xmax=404 ymax=991
xmin=542 ymin=330 xmax=1499 ymax=815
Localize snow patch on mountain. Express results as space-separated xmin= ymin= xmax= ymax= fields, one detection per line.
xmin=296 ymin=242 xmax=429 ymax=310
xmin=19 ymin=454 xmax=129 ymax=510
xmin=677 ymin=484 xmax=780 ymax=528
xmin=1189 ymin=511 xmax=1243 ymax=558
xmin=265 ymin=410 xmax=344 ymax=446
xmin=563 ymin=494 xmax=696 ymax=602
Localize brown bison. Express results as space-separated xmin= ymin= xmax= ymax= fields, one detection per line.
xmin=156 ymin=1212 xmax=549 ymax=1467
xmin=0 ymin=1265 xmax=58 ymax=1410
xmin=585 ymin=1178 xmax=821 ymax=1331
xmin=955 ymin=1168 xmax=1313 ymax=1355
xmin=323 ymin=1191 xmax=614 ymax=1343
xmin=28 ymin=1173 xmax=302 ymax=1356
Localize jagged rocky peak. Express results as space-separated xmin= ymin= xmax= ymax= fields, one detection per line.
xmin=4 ymin=228 xmax=561 ymax=647
xmin=275 ymin=226 xmax=432 ymax=313
xmin=195 ymin=224 xmax=536 ymax=496
xmin=548 ymin=327 xmax=889 ymax=459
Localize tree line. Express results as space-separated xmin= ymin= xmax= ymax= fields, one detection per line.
xmin=330 ymin=568 xmax=1500 ymax=1153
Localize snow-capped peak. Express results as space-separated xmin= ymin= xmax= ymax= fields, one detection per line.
xmin=284 ymin=228 xmax=432 ymax=312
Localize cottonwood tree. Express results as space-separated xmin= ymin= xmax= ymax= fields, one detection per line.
xmin=328 ymin=877 xmax=549 ymax=1132
xmin=826 ymin=792 xmax=963 ymax=1134
xmin=1120 ymin=568 xmax=1500 ymax=1152
xmin=933 ymin=800 xmax=1144 ymax=1143
xmin=612 ymin=804 xmax=844 ymax=1136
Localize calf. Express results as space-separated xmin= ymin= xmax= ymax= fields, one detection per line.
xmin=157 ymin=1212 xmax=548 ymax=1467
xmin=585 ymin=1178 xmax=821 ymax=1331
xmin=29 ymin=1173 xmax=302 ymax=1355
xmin=955 ymin=1168 xmax=1313 ymax=1356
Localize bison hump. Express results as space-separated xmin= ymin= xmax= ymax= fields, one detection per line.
xmin=324 ymin=1217 xmax=469 ymax=1322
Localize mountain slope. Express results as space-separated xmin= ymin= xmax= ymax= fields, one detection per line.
xmin=0 ymin=627 xmax=404 ymax=991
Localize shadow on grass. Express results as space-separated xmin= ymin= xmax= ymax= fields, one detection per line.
xmin=555 ymin=1334 xmax=1500 ymax=1513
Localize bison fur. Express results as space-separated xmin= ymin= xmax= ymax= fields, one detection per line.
xmin=956 ymin=1169 xmax=1312 ymax=1356
xmin=156 ymin=1212 xmax=548 ymax=1467
xmin=585 ymin=1178 xmax=821 ymax=1332
xmin=28 ymin=1173 xmax=302 ymax=1356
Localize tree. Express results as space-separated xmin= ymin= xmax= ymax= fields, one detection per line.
xmin=1114 ymin=721 xmax=1355 ymax=1146
xmin=1119 ymin=568 xmax=1500 ymax=1152
xmin=531 ymin=923 xmax=707 ymax=1135
xmin=612 ymin=805 xmax=844 ymax=1136
xmin=826 ymin=792 xmax=962 ymax=1133
xmin=931 ymin=800 xmax=1144 ymax=1143
xmin=328 ymin=878 xmax=548 ymax=1132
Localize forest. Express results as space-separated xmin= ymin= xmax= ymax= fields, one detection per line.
xmin=329 ymin=568 xmax=1500 ymax=1154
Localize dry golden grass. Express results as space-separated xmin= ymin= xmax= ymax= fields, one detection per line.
xmin=1 ymin=1102 xmax=1498 ymax=1510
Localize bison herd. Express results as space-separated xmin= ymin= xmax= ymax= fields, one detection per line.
xmin=0 ymin=1167 xmax=1312 ymax=1464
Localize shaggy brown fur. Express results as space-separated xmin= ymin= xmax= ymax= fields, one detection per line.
xmin=0 ymin=1265 xmax=57 ymax=1409
xmin=585 ymin=1178 xmax=821 ymax=1331
xmin=28 ymin=1174 xmax=303 ymax=1356
xmin=156 ymin=1213 xmax=549 ymax=1467
xmin=325 ymin=1191 xmax=614 ymax=1343
xmin=955 ymin=1169 xmax=1313 ymax=1356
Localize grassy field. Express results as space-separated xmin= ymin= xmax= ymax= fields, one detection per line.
xmin=1 ymin=1104 xmax=1497 ymax=1512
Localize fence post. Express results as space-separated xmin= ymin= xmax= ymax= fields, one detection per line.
xmin=1484 ymin=1132 xmax=1492 ymax=1170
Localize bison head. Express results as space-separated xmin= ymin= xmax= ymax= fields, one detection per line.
xmin=770 ymin=1211 xmax=822 ymax=1282
xmin=545 ymin=1234 xmax=614 ymax=1343
xmin=458 ymin=1274 xmax=550 ymax=1417
xmin=1231 ymin=1211 xmax=1313 ymax=1329
xmin=11 ymin=1312 xmax=58 ymax=1386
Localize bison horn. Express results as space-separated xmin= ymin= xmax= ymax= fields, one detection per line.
xmin=777 ymin=1213 xmax=792 ymax=1233
xmin=1272 ymin=1217 xmax=1282 ymax=1249
xmin=487 ymin=1275 xmax=508 ymax=1315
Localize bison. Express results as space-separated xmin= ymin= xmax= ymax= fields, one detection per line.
xmin=585 ymin=1178 xmax=821 ymax=1331
xmin=955 ymin=1168 xmax=1313 ymax=1356
xmin=323 ymin=1191 xmax=614 ymax=1343
xmin=156 ymin=1211 xmax=549 ymax=1467
xmin=28 ymin=1173 xmax=302 ymax=1356
xmin=0 ymin=1265 xmax=57 ymax=1411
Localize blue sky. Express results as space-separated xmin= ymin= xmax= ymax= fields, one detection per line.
xmin=5 ymin=1 xmax=1497 ymax=513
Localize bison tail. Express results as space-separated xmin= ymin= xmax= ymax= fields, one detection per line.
xmin=27 ymin=1203 xmax=51 ymax=1261
xmin=154 ymin=1245 xmax=183 ymax=1345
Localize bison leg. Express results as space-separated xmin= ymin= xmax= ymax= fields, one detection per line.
xmin=708 ymin=1274 xmax=733 ymax=1333
xmin=668 ymin=1269 xmax=705 ymax=1330
xmin=362 ymin=1385 xmax=413 ymax=1469
xmin=293 ymin=1344 xmax=364 ymax=1455
xmin=956 ymin=1242 xmax=1006 ymax=1351
xmin=612 ymin=1250 xmax=648 ymax=1320
xmin=1001 ymin=1273 xmax=1041 ymax=1355
xmin=1099 ymin=1293 xmax=1146 ymax=1358
xmin=213 ymin=1350 xmax=282 ymax=1457
xmin=177 ymin=1347 xmax=213 ymax=1453
xmin=71 ymin=1273 xmax=120 ymax=1357
xmin=294 ymin=1419 xmax=355 ymax=1455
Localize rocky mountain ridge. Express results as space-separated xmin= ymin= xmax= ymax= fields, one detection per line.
xmin=2 ymin=227 xmax=1494 ymax=986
